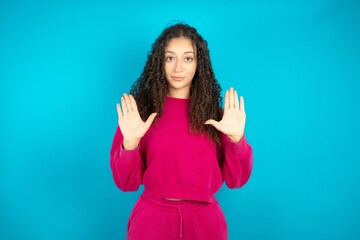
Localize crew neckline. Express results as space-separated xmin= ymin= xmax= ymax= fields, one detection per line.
xmin=165 ymin=96 xmax=190 ymax=102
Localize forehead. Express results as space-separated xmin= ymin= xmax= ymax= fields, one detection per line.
xmin=165 ymin=37 xmax=195 ymax=53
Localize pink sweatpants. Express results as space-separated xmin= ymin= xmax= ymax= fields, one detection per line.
xmin=126 ymin=195 xmax=228 ymax=240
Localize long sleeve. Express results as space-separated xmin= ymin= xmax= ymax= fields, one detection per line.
xmin=219 ymin=134 xmax=253 ymax=189
xmin=110 ymin=126 xmax=145 ymax=191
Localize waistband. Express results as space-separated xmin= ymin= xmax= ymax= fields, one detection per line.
xmin=142 ymin=184 xmax=217 ymax=202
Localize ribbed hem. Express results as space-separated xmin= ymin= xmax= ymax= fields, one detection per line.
xmin=142 ymin=184 xmax=217 ymax=203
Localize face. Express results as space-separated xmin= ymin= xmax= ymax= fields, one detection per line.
xmin=164 ymin=37 xmax=197 ymax=99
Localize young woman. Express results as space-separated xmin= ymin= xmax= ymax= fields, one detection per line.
xmin=110 ymin=23 xmax=253 ymax=240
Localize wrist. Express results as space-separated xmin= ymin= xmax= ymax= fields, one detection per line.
xmin=122 ymin=139 xmax=140 ymax=150
xmin=228 ymin=134 xmax=243 ymax=143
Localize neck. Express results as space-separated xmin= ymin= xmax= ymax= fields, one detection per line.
xmin=167 ymin=89 xmax=190 ymax=99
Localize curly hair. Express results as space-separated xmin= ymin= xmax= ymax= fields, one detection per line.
xmin=130 ymin=23 xmax=223 ymax=144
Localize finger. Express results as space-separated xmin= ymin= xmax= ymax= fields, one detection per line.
xmin=121 ymin=96 xmax=128 ymax=116
xmin=204 ymin=119 xmax=220 ymax=130
xmin=229 ymin=87 xmax=234 ymax=108
xmin=123 ymin=93 xmax=132 ymax=111
xmin=116 ymin=103 xmax=123 ymax=118
xmin=234 ymin=90 xmax=239 ymax=109
xmin=145 ymin=112 xmax=157 ymax=128
xmin=129 ymin=94 xmax=138 ymax=112
xmin=240 ymin=96 xmax=245 ymax=112
xmin=224 ymin=90 xmax=229 ymax=109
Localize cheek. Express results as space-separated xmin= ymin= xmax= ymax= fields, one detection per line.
xmin=190 ymin=63 xmax=197 ymax=76
xmin=164 ymin=64 xmax=171 ymax=76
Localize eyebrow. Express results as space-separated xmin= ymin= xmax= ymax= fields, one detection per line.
xmin=165 ymin=50 xmax=195 ymax=54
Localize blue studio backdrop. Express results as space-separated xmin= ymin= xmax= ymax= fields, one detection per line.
xmin=1 ymin=0 xmax=359 ymax=239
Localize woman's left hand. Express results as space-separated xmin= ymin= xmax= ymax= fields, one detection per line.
xmin=205 ymin=87 xmax=246 ymax=143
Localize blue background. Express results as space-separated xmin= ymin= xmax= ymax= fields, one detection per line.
xmin=1 ymin=0 xmax=359 ymax=239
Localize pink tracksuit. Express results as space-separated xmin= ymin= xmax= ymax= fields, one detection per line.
xmin=110 ymin=96 xmax=253 ymax=239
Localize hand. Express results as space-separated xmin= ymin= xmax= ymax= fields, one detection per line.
xmin=205 ymin=87 xmax=246 ymax=142
xmin=116 ymin=93 xmax=157 ymax=150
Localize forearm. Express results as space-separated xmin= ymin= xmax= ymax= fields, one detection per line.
xmin=221 ymin=135 xmax=253 ymax=188
xmin=110 ymin=126 xmax=144 ymax=191
xmin=110 ymin=145 xmax=144 ymax=191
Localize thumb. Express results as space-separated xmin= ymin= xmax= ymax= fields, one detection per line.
xmin=204 ymin=119 xmax=220 ymax=130
xmin=145 ymin=112 xmax=157 ymax=128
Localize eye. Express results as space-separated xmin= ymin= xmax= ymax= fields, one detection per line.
xmin=184 ymin=57 xmax=194 ymax=62
xmin=165 ymin=56 xmax=174 ymax=62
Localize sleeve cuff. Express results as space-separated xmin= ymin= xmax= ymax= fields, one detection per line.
xmin=116 ymin=142 xmax=141 ymax=165
xmin=222 ymin=134 xmax=249 ymax=154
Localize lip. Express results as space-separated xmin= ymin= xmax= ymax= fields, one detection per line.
xmin=171 ymin=76 xmax=185 ymax=81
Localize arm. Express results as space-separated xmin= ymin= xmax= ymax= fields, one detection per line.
xmin=205 ymin=87 xmax=253 ymax=188
xmin=110 ymin=126 xmax=144 ymax=191
xmin=220 ymin=134 xmax=253 ymax=188
xmin=110 ymin=93 xmax=157 ymax=191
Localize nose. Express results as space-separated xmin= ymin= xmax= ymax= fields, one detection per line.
xmin=174 ymin=60 xmax=182 ymax=72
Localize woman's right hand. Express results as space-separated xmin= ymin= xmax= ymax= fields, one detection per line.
xmin=116 ymin=93 xmax=157 ymax=150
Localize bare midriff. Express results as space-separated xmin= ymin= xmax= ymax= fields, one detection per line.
xmin=164 ymin=198 xmax=183 ymax=201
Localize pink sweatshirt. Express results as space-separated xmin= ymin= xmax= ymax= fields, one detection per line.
xmin=110 ymin=96 xmax=253 ymax=202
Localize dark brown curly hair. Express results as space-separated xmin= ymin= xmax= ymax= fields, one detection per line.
xmin=130 ymin=23 xmax=223 ymax=144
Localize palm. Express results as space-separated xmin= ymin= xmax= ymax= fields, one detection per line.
xmin=117 ymin=93 xmax=156 ymax=144
xmin=118 ymin=109 xmax=150 ymax=140
xmin=216 ymin=106 xmax=245 ymax=137
xmin=205 ymin=88 xmax=246 ymax=142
